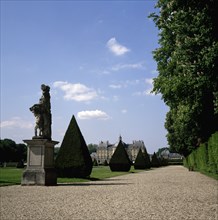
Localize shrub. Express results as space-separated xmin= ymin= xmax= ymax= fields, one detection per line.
xmin=143 ymin=147 xmax=151 ymax=169
xmin=151 ymin=152 xmax=160 ymax=168
xmin=184 ymin=131 xmax=218 ymax=174
xmin=55 ymin=115 xmax=93 ymax=178
xmin=159 ymin=157 xmax=169 ymax=166
xmin=134 ymin=148 xmax=147 ymax=170
xmin=208 ymin=132 xmax=218 ymax=173
xmin=109 ymin=140 xmax=131 ymax=172
xmin=93 ymin=158 xmax=98 ymax=166
xmin=195 ymin=143 xmax=208 ymax=172
xmin=16 ymin=160 xmax=25 ymax=168
xmin=103 ymin=160 xmax=108 ymax=166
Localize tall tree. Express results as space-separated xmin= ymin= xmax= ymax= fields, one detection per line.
xmin=150 ymin=0 xmax=218 ymax=156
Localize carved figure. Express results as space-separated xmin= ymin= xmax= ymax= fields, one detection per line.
xmin=29 ymin=104 xmax=44 ymax=137
xmin=30 ymin=84 xmax=52 ymax=140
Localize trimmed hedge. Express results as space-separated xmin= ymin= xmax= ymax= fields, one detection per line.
xmin=151 ymin=152 xmax=160 ymax=168
xmin=134 ymin=148 xmax=147 ymax=170
xmin=208 ymin=132 xmax=218 ymax=173
xmin=55 ymin=115 xmax=93 ymax=178
xmin=109 ymin=140 xmax=131 ymax=172
xmin=184 ymin=131 xmax=218 ymax=174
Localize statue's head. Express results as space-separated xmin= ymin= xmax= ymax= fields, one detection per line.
xmin=41 ymin=84 xmax=50 ymax=93
xmin=30 ymin=104 xmax=41 ymax=114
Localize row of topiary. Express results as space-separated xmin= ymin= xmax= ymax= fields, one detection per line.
xmin=108 ymin=140 xmax=163 ymax=172
xmin=55 ymin=115 xmax=168 ymax=178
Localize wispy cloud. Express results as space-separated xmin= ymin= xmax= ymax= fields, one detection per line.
xmin=109 ymin=84 xmax=122 ymax=89
xmin=112 ymin=95 xmax=119 ymax=101
xmin=53 ymin=81 xmax=98 ymax=102
xmin=77 ymin=110 xmax=110 ymax=120
xmin=96 ymin=62 xmax=145 ymax=76
xmin=109 ymin=79 xmax=140 ymax=90
xmin=151 ymin=70 xmax=158 ymax=75
xmin=0 ymin=117 xmax=33 ymax=129
xmin=111 ymin=62 xmax=144 ymax=71
xmin=132 ymin=78 xmax=155 ymax=96
xmin=106 ymin=37 xmax=130 ymax=56
xmin=145 ymin=78 xmax=153 ymax=85
xmin=144 ymin=78 xmax=155 ymax=96
xmin=121 ymin=109 xmax=127 ymax=114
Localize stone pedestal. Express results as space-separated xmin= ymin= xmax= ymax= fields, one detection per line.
xmin=21 ymin=139 xmax=59 ymax=186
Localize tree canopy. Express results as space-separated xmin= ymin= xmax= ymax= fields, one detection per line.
xmin=0 ymin=139 xmax=27 ymax=163
xmin=150 ymin=0 xmax=218 ymax=156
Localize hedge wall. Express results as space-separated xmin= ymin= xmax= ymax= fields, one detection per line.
xmin=184 ymin=132 xmax=218 ymax=174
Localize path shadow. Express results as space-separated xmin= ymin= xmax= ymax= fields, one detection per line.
xmin=57 ymin=181 xmax=132 ymax=187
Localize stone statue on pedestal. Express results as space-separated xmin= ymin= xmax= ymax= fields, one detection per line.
xmin=22 ymin=84 xmax=58 ymax=186
xmin=30 ymin=84 xmax=52 ymax=140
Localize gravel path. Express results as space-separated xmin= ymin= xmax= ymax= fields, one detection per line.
xmin=1 ymin=166 xmax=217 ymax=220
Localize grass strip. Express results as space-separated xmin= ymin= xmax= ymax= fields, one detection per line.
xmin=0 ymin=166 xmax=143 ymax=186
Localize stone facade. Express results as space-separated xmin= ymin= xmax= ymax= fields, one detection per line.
xmin=160 ymin=149 xmax=183 ymax=160
xmin=97 ymin=136 xmax=146 ymax=164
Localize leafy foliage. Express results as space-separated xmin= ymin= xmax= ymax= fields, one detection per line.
xmin=109 ymin=140 xmax=132 ymax=172
xmin=149 ymin=0 xmax=218 ymax=156
xmin=0 ymin=139 xmax=27 ymax=163
xmin=87 ymin=144 xmax=98 ymax=154
xmin=184 ymin=131 xmax=218 ymax=175
xmin=55 ymin=115 xmax=93 ymax=178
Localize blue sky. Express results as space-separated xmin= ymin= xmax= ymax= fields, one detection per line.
xmin=1 ymin=0 xmax=168 ymax=153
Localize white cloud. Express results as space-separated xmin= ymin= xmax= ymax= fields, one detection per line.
xmin=132 ymin=91 xmax=143 ymax=96
xmin=145 ymin=78 xmax=153 ymax=85
xmin=106 ymin=37 xmax=130 ymax=56
xmin=144 ymin=88 xmax=155 ymax=96
xmin=0 ymin=117 xmax=33 ymax=129
xmin=53 ymin=81 xmax=98 ymax=102
xmin=109 ymin=84 xmax=122 ymax=89
xmin=111 ymin=62 xmax=144 ymax=71
xmin=77 ymin=110 xmax=110 ymax=120
xmin=121 ymin=109 xmax=127 ymax=114
xmin=151 ymin=70 xmax=158 ymax=75
xmin=112 ymin=95 xmax=119 ymax=101
xmin=97 ymin=62 xmax=145 ymax=76
xmin=144 ymin=78 xmax=155 ymax=96
xmin=132 ymin=78 xmax=155 ymax=96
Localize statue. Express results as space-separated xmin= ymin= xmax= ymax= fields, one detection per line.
xmin=30 ymin=84 xmax=52 ymax=140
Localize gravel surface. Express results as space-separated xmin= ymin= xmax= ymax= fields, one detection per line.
xmin=1 ymin=166 xmax=217 ymax=220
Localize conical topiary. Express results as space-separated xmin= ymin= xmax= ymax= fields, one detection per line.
xmin=151 ymin=152 xmax=160 ymax=168
xmin=109 ymin=140 xmax=131 ymax=172
xmin=134 ymin=148 xmax=147 ymax=170
xmin=55 ymin=115 xmax=93 ymax=178
xmin=143 ymin=147 xmax=151 ymax=169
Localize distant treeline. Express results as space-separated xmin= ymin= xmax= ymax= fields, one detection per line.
xmin=0 ymin=139 xmax=27 ymax=163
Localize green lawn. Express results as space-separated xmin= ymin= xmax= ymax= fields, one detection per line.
xmin=0 ymin=168 xmax=23 ymax=186
xmin=0 ymin=166 xmax=143 ymax=186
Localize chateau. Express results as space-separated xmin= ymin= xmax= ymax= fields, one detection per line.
xmin=96 ymin=135 xmax=146 ymax=164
